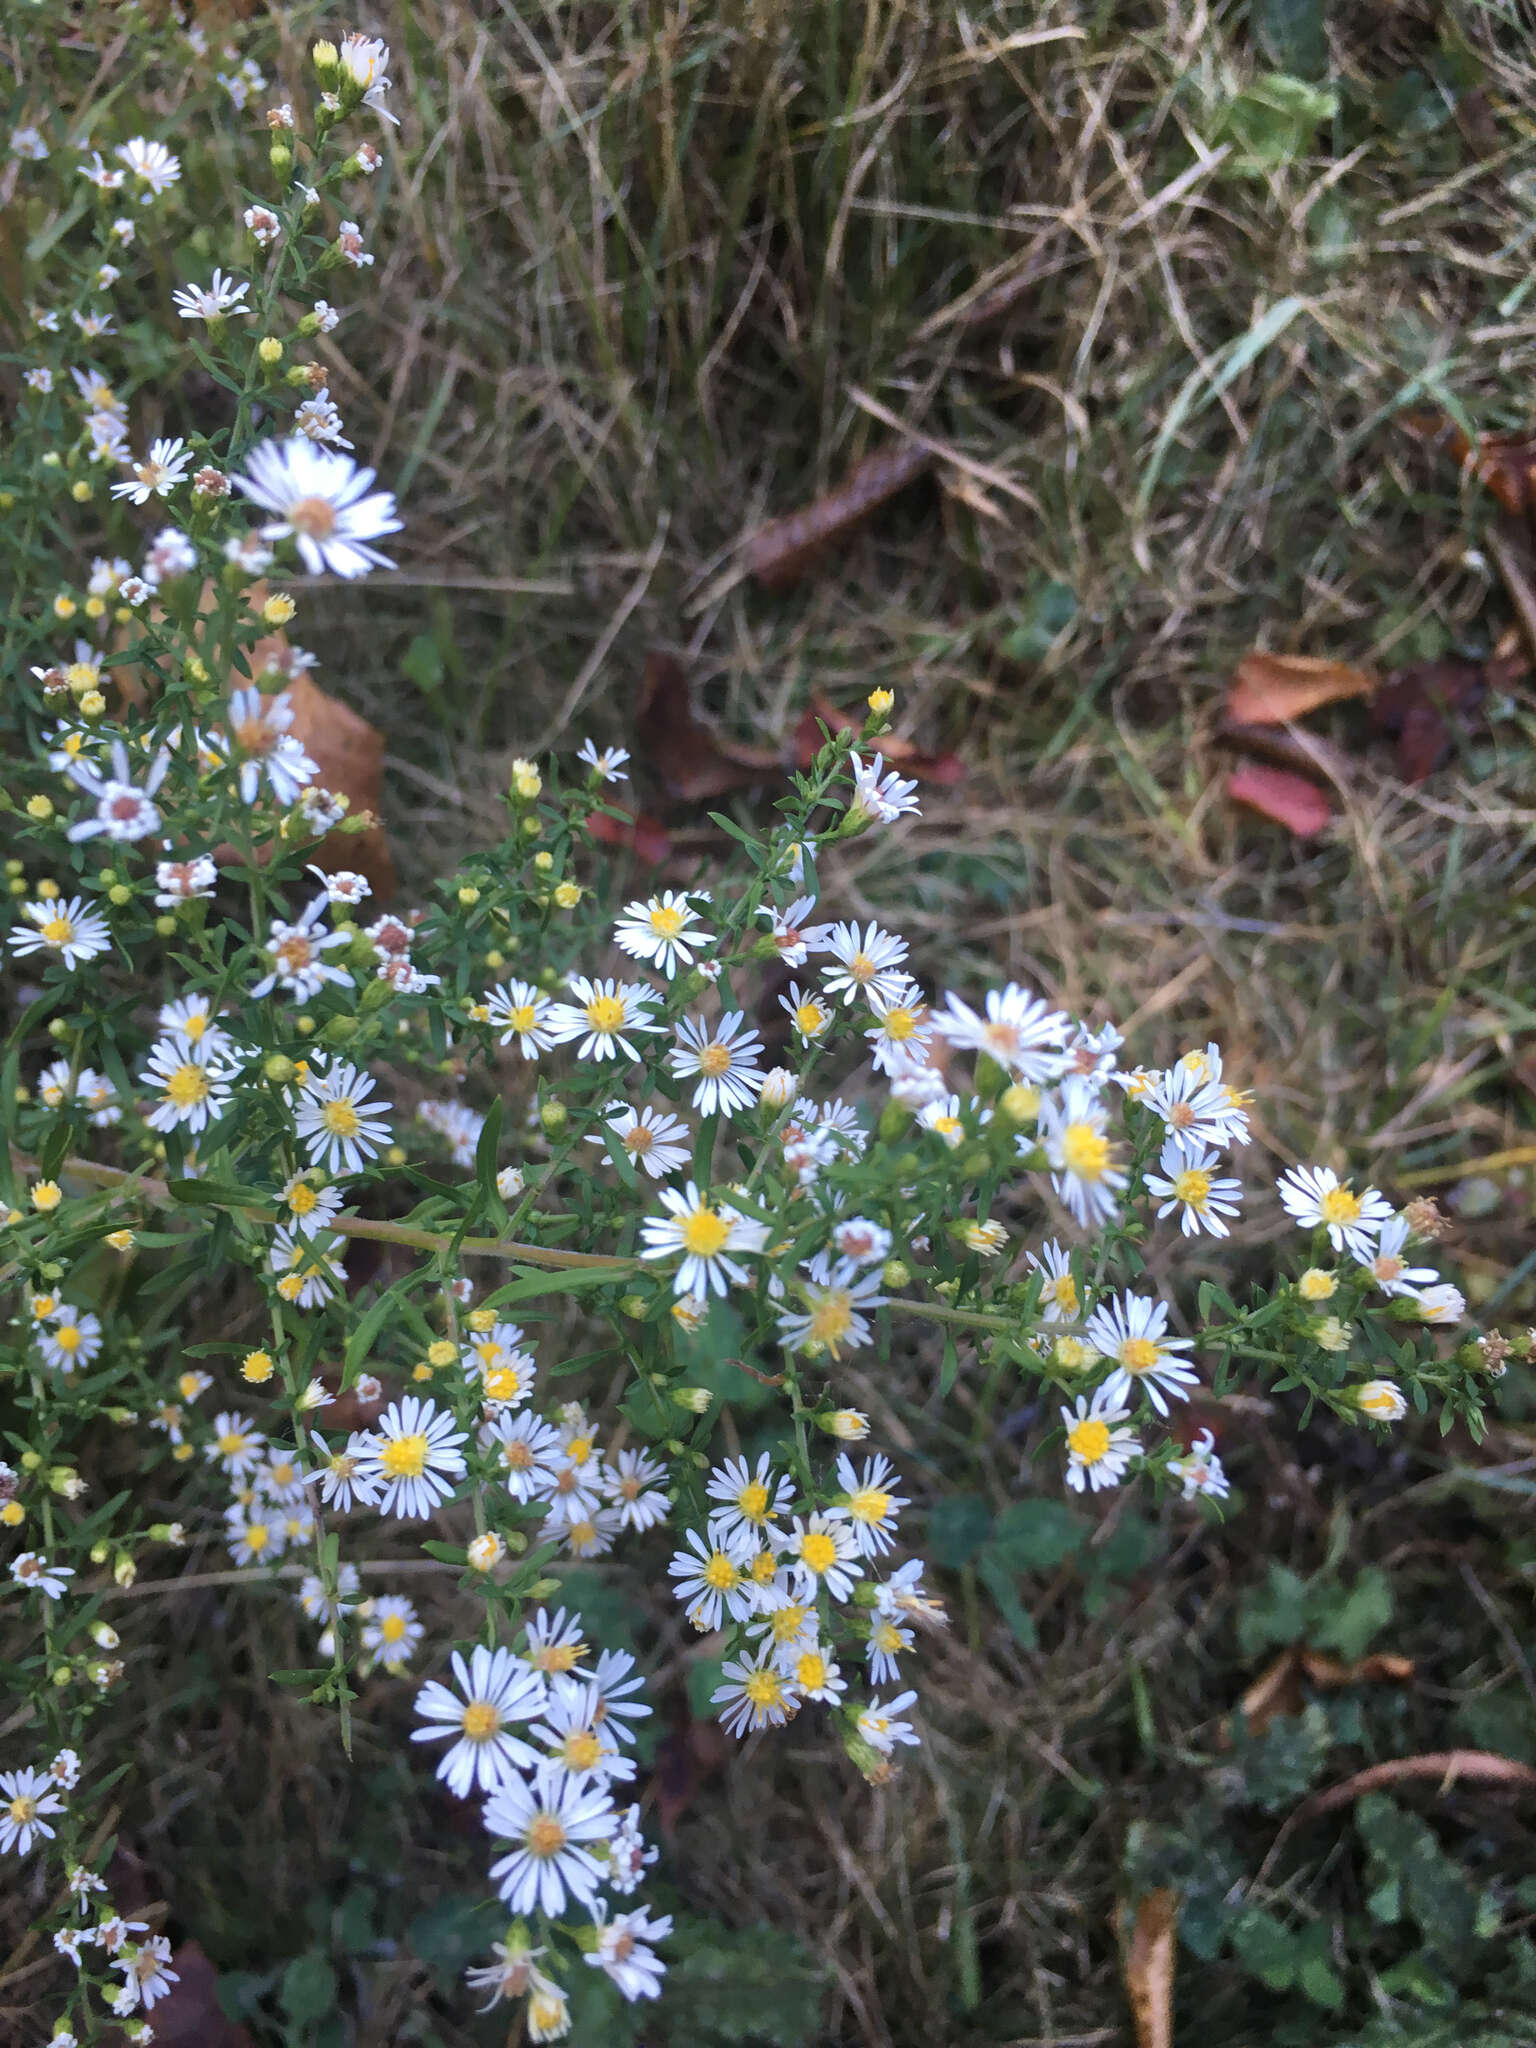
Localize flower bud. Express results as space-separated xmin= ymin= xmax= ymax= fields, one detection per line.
xmin=47 ymin=1466 xmax=85 ymax=1498
xmin=1349 ymin=1378 xmax=1407 ymax=1422
xmin=241 ymin=1350 xmax=275 ymax=1384
xmin=672 ymin=1386 xmax=712 ymax=1414
xmin=113 ymin=1553 xmax=136 ymax=1587
xmin=881 ymin=1259 xmax=911 ymax=1290
xmin=760 ymin=1067 xmax=798 ymax=1109
xmin=539 ymin=1099 xmax=567 ymax=1136
xmin=998 ymin=1082 xmax=1041 ymax=1124
xmin=87 ymin=1534 xmax=108 ymax=1558
xmin=91 ymin=1620 xmax=120 ymax=1649
xmin=25 ymin=794 xmax=53 ymax=821
xmin=467 ymin=1531 xmax=506 ymax=1573
xmin=312 ymin=39 xmax=341 ymax=86
xmin=270 ymin=141 xmax=294 ymax=180
xmin=52 ymin=1665 xmax=73 ymax=1689
xmin=149 ymin=1522 xmax=187 ymax=1545
xmin=817 ymin=1408 xmax=870 ymax=1441
xmin=1296 ymin=1268 xmax=1336 ymax=1302
xmin=526 ymin=1577 xmax=562 ymax=1601
xmin=617 ymin=1294 xmax=647 ymax=1320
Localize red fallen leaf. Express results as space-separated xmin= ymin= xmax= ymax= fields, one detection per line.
xmin=589 ymin=805 xmax=672 ymax=866
xmin=129 ymin=1940 xmax=255 ymax=2048
xmin=635 ymin=650 xmax=784 ymax=802
xmin=1119 ymin=1887 xmax=1178 ymax=2048
xmin=743 ymin=442 xmax=935 ymax=592
xmin=1226 ymin=651 xmax=1376 ymax=725
xmin=1227 ymin=763 xmax=1333 ymax=837
xmin=1400 ymin=412 xmax=1536 ymax=517
xmin=1369 ymin=657 xmax=1485 ymax=783
xmin=650 ymin=1706 xmax=730 ymax=1839
xmin=794 ymin=692 xmax=965 ymax=784
xmin=1215 ymin=717 xmax=1353 ymax=787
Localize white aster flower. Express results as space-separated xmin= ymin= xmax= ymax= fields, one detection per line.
xmin=1167 ymin=1428 xmax=1230 ymax=1501
xmin=1025 ymin=1239 xmax=1080 ymax=1322
xmin=849 ymin=750 xmax=920 ymax=824
xmin=412 ymin=1645 xmax=547 ymax=1797
xmin=638 ymin=1180 xmax=769 ymax=1296
xmin=817 ymin=919 xmax=910 ymax=1006
xmin=339 ymin=32 xmax=400 ymax=123
xmin=779 ymin=1511 xmax=863 ymax=1603
xmin=545 ymin=976 xmax=661 ymax=1062
xmin=171 ymin=269 xmax=251 ymax=321
xmin=139 ymin=1034 xmax=235 ymax=1133
xmin=115 ymin=136 xmax=180 ymax=195
xmin=109 ymin=436 xmax=191 ymax=504
xmin=1084 ymin=1292 xmax=1199 ymax=1416
xmin=588 ymin=1099 xmax=691 ymax=1180
xmin=1408 ymin=1281 xmax=1466 ymax=1326
xmin=482 ymin=1409 xmax=564 ymax=1503
xmin=293 ymin=1060 xmax=392 ymax=1174
xmin=576 ymin=738 xmax=629 ymax=780
xmin=231 ymin=437 xmax=401 ymax=578
xmin=864 ymin=980 xmax=933 ymax=1076
xmin=38 ymin=1309 xmax=102 ymax=1374
xmin=224 ymin=1502 xmax=285 ymax=1567
xmin=1062 ymin=1389 xmax=1139 ymax=1493
xmin=10 ymin=1552 xmax=75 ymax=1600
xmin=613 ymin=890 xmax=713 ymax=979
xmin=485 ymin=1767 xmax=615 ymax=1917
xmin=306 ymin=1430 xmax=383 ymax=1512
xmin=705 ymin=1452 xmax=793 ymax=1544
xmin=1357 ymin=1215 xmax=1440 ymax=1296
xmin=1276 ymin=1164 xmax=1394 ymax=1258
xmin=1144 ymin=1140 xmax=1244 ymax=1238
xmin=603 ymin=1446 xmax=671 ymax=1531
xmin=268 ymin=1225 xmax=346 ymax=1309
xmin=153 ymin=856 xmax=217 ymax=907
xmin=1351 ymin=1378 xmax=1408 ymax=1422
xmin=833 ymin=1452 xmax=908 ymax=1558
xmin=224 ymin=687 xmax=320 ymax=806
xmin=712 ymin=1649 xmax=799 ymax=1737
xmin=357 ymin=1396 xmax=467 ymax=1518
xmin=250 ymin=895 xmax=354 ymax=1002
xmin=586 ymin=1902 xmax=672 ymax=2002
xmin=65 ymin=738 xmax=170 ymax=842
xmin=484 ymin=978 xmax=555 ymax=1057
xmin=667 ymin=1519 xmax=759 ymax=1632
xmin=933 ymin=981 xmax=1069 ymax=1081
xmin=668 ymin=1010 xmax=765 ymax=1116
xmin=206 ymin=1410 xmax=265 ymax=1476
xmin=0 ymin=1767 xmax=65 ymax=1854
xmin=778 ymin=1264 xmax=886 ymax=1359
xmin=10 ymin=895 xmax=112 ymax=969
xmin=360 ymin=1594 xmax=422 ymax=1671
xmin=531 ymin=1674 xmax=637 ymax=1788
xmin=856 ymin=1690 xmax=920 ymax=1756
xmin=1040 ymin=1077 xmax=1127 ymax=1228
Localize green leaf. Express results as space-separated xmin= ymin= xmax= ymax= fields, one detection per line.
xmin=986 ymin=1499 xmax=1084 ymax=1573
xmin=280 ymin=1951 xmax=336 ymax=2028
xmin=1237 ymin=1562 xmax=1310 ymax=1655
xmin=926 ymin=1495 xmax=993 ymax=1569
xmin=473 ymin=1094 xmax=503 ymax=1205
xmin=165 ymin=1177 xmax=263 ymax=1208
xmin=938 ymin=1330 xmax=959 ymax=1397
xmin=976 ymin=1550 xmax=1038 ymax=1648
xmin=1310 ymin=1567 xmax=1393 ymax=1661
xmin=1254 ymin=0 xmax=1327 ymax=79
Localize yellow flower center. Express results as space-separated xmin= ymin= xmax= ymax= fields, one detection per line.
xmin=799 ymin=1531 xmax=838 ymax=1575
xmin=1172 ymin=1168 xmax=1211 ymax=1207
xmin=9 ymin=1795 xmax=37 ymax=1824
xmin=749 ymin=1549 xmax=778 ymax=1584
xmin=183 ymin=1011 xmax=208 ymax=1041
xmin=795 ymin=1002 xmax=826 ymax=1035
xmin=585 ymin=994 xmax=626 ymax=1033
xmin=1320 ymin=1185 xmax=1362 ymax=1225
xmin=849 ymin=1486 xmax=891 ymax=1525
xmin=56 ymin=1325 xmax=81 ymax=1352
xmin=806 ymin=1292 xmax=854 ymax=1347
xmin=1060 ymin=1123 xmax=1109 ymax=1180
xmin=768 ymin=1603 xmax=809 ymax=1642
xmin=165 ymin=1063 xmax=209 ymax=1109
xmin=503 ymin=1440 xmax=534 ymax=1471
xmin=275 ymin=934 xmax=314 ymax=970
xmin=531 ymin=1641 xmax=585 ymax=1673
xmin=485 ymin=1365 xmax=524 ymax=1401
xmin=380 ymin=1432 xmax=429 ymax=1478
xmin=873 ymin=1620 xmax=903 ymax=1653
xmin=322 ymin=1098 xmax=360 ymax=1137
xmin=649 ymin=904 xmax=685 ymax=937
xmin=561 ymin=1730 xmax=603 ymax=1771
xmin=526 ymin=1814 xmax=568 ymax=1859
xmin=41 ymin=916 xmax=74 ymax=945
xmin=795 ymin=1652 xmax=828 ymax=1691
xmin=1374 ymin=1255 xmax=1403 ymax=1281
xmin=380 ymin=1613 xmax=408 ymax=1642
xmin=462 ymin=1701 xmax=501 ymax=1740
xmin=697 ymin=1042 xmax=732 ymax=1076
xmin=744 ymin=1667 xmax=784 ymax=1708
xmin=508 ymin=1002 xmax=536 ymax=1032
xmin=847 ymin=951 xmax=875 ymax=981
xmin=1047 ymin=1276 xmax=1079 ymax=1316
xmin=702 ymin=1551 xmax=741 ymax=1593
xmin=1067 ymin=1418 xmax=1111 ymax=1464
xmin=737 ymin=1481 xmax=770 ymax=1522
xmin=565 ymin=1435 xmax=593 ymax=1465
xmin=626 ymin=1124 xmax=654 ymax=1152
xmin=882 ymin=1007 xmax=919 ymax=1041
xmin=680 ymin=1207 xmax=731 ymax=1258
xmin=289 ymin=1182 xmax=318 ymax=1214
xmin=1119 ymin=1337 xmax=1161 ymax=1373
xmin=216 ymin=1432 xmax=246 ymax=1457
xmin=245 ymin=1522 xmax=270 ymax=1551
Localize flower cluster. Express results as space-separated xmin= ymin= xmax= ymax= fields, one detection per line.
xmin=0 ymin=20 xmax=1508 ymax=2048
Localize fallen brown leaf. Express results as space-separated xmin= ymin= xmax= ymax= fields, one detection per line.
xmin=128 ymin=1941 xmax=254 ymax=2048
xmin=1227 ymin=762 xmax=1333 ymax=837
xmin=794 ymin=690 xmax=965 ymax=785
xmin=634 ymin=650 xmax=784 ymax=802
xmin=1304 ymin=1749 xmax=1536 ymax=1817
xmin=589 ymin=804 xmax=672 ymax=866
xmin=281 ymin=671 xmax=396 ymax=896
xmin=1368 ymin=657 xmax=1484 ymax=783
xmin=1226 ymin=652 xmax=1376 ymax=726
xmin=650 ymin=1704 xmax=730 ymax=1839
xmin=743 ymin=443 xmax=934 ymax=592
xmin=1119 ymin=1888 xmax=1178 ymax=2048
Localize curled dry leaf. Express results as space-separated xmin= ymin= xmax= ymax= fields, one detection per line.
xmin=795 ymin=690 xmax=965 ymax=785
xmin=635 ymin=650 xmax=784 ymax=802
xmin=1304 ymin=1748 xmax=1536 ymax=1818
xmin=1226 ymin=652 xmax=1376 ymax=726
xmin=1227 ymin=762 xmax=1333 ymax=837
xmin=1235 ymin=1647 xmax=1416 ymax=1742
xmin=743 ymin=442 xmax=935 ymax=592
xmin=1216 ymin=716 xmax=1353 ymax=788
xmin=1401 ymin=411 xmax=1536 ymax=517
xmin=135 ymin=1939 xmax=255 ymax=2048
xmin=1119 ymin=1887 xmax=1178 ymax=2048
